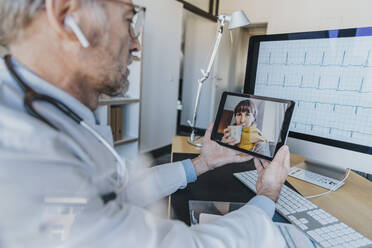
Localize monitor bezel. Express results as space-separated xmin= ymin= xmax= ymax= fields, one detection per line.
xmin=244 ymin=27 xmax=372 ymax=156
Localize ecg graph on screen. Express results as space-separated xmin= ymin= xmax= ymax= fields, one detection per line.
xmin=254 ymin=38 xmax=372 ymax=147
xmin=259 ymin=49 xmax=372 ymax=93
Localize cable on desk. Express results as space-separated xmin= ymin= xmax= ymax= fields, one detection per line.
xmin=304 ymin=168 xmax=351 ymax=199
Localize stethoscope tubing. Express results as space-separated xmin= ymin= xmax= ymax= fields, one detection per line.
xmin=3 ymin=55 xmax=128 ymax=189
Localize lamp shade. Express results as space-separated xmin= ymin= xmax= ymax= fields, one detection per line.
xmin=228 ymin=10 xmax=250 ymax=30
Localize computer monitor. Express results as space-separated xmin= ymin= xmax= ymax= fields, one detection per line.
xmin=244 ymin=27 xmax=372 ymax=175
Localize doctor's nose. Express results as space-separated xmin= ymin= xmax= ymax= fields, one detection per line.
xmin=130 ymin=37 xmax=141 ymax=53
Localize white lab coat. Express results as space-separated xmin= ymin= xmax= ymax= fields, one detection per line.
xmin=0 ymin=58 xmax=285 ymax=248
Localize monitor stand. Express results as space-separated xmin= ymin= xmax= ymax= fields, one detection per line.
xmin=294 ymin=160 xmax=347 ymax=181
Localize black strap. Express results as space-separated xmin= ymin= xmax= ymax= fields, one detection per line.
xmin=101 ymin=192 xmax=117 ymax=204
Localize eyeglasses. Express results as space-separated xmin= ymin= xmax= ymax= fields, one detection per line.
xmin=40 ymin=0 xmax=144 ymax=40
xmin=106 ymin=0 xmax=145 ymax=40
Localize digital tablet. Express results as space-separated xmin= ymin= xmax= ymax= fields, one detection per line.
xmin=211 ymin=92 xmax=295 ymax=161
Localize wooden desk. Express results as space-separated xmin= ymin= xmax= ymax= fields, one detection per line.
xmin=171 ymin=136 xmax=372 ymax=240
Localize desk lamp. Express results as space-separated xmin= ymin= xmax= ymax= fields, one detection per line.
xmin=187 ymin=10 xmax=250 ymax=147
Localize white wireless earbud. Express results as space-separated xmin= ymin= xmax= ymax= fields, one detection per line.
xmin=65 ymin=16 xmax=90 ymax=48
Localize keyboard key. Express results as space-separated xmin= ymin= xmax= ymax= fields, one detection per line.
xmin=329 ymin=232 xmax=338 ymax=238
xmin=361 ymin=238 xmax=372 ymax=246
xmin=349 ymin=240 xmax=361 ymax=248
xmin=299 ymin=218 xmax=309 ymax=224
xmin=329 ymin=239 xmax=337 ymax=246
xmin=322 ymin=234 xmax=331 ymax=240
xmin=281 ymin=209 xmax=289 ymax=215
xmin=320 ymin=241 xmax=331 ymax=248
xmin=334 ymin=237 xmax=344 ymax=244
xmin=298 ymin=224 xmax=308 ymax=230
xmin=312 ymin=234 xmax=323 ymax=242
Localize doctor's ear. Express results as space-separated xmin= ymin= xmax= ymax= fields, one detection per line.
xmin=45 ymin=0 xmax=89 ymax=47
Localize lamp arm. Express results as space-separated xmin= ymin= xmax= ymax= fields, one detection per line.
xmin=189 ymin=17 xmax=226 ymax=143
xmin=205 ymin=21 xmax=225 ymax=79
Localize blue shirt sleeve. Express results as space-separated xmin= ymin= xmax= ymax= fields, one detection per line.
xmin=247 ymin=195 xmax=276 ymax=218
xmin=181 ymin=159 xmax=197 ymax=184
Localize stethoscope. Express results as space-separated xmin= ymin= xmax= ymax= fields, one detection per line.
xmin=4 ymin=55 xmax=128 ymax=196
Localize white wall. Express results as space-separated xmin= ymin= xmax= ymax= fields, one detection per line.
xmin=219 ymin=0 xmax=372 ymax=34
xmin=261 ymin=102 xmax=287 ymax=142
xmin=180 ymin=11 xmax=253 ymax=129
xmin=212 ymin=28 xmax=252 ymax=115
xmin=186 ymin=0 xmax=210 ymax=12
xmin=134 ymin=0 xmax=183 ymax=153
xmin=180 ymin=10 xmax=219 ymax=129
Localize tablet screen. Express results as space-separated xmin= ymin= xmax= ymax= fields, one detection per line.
xmin=212 ymin=92 xmax=294 ymax=160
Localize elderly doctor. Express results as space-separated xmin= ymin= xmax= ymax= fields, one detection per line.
xmin=0 ymin=0 xmax=290 ymax=247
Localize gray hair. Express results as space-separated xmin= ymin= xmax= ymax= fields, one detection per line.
xmin=0 ymin=0 xmax=44 ymax=46
xmin=0 ymin=0 xmax=103 ymax=47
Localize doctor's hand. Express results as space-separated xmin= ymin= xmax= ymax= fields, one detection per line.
xmin=253 ymin=145 xmax=291 ymax=202
xmin=191 ymin=123 xmax=253 ymax=176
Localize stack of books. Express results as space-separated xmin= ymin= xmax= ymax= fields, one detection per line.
xmin=110 ymin=106 xmax=123 ymax=142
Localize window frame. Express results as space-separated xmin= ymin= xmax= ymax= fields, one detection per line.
xmin=176 ymin=0 xmax=219 ymax=22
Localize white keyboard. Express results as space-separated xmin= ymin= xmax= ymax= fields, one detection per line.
xmin=288 ymin=166 xmax=344 ymax=190
xmin=234 ymin=170 xmax=372 ymax=248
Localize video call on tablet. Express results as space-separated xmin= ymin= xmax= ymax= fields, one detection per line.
xmin=211 ymin=92 xmax=295 ymax=160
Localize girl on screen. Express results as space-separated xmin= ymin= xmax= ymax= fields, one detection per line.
xmin=222 ymin=100 xmax=270 ymax=156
